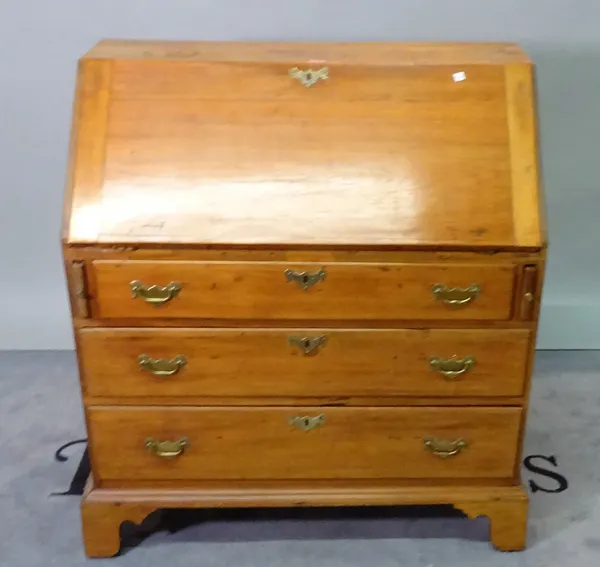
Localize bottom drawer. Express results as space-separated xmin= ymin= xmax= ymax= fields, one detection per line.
xmin=88 ymin=406 xmax=522 ymax=481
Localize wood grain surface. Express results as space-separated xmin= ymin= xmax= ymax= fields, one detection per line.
xmin=81 ymin=476 xmax=528 ymax=556
xmin=91 ymin=260 xmax=516 ymax=321
xmin=84 ymin=40 xmax=531 ymax=64
xmin=87 ymin=406 xmax=522 ymax=481
xmin=63 ymin=59 xmax=112 ymax=243
xmin=78 ymin=327 xmax=530 ymax=398
xmin=505 ymin=64 xmax=546 ymax=247
xmin=63 ymin=42 xmax=543 ymax=249
xmin=65 ymin=41 xmax=545 ymax=556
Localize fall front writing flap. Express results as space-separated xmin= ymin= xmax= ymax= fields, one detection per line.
xmin=63 ymin=41 xmax=544 ymax=250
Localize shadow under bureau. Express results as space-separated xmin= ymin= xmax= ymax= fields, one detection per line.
xmin=62 ymin=40 xmax=546 ymax=557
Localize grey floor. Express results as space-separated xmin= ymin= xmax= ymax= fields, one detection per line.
xmin=1 ymin=351 xmax=600 ymax=566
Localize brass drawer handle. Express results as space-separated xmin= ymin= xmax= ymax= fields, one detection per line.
xmin=130 ymin=280 xmax=182 ymax=305
xmin=284 ymin=268 xmax=327 ymax=290
xmin=424 ymin=437 xmax=468 ymax=459
xmin=290 ymin=414 xmax=325 ymax=432
xmin=288 ymin=335 xmax=327 ymax=355
xmin=432 ymin=283 xmax=481 ymax=307
xmin=138 ymin=354 xmax=187 ymax=377
xmin=145 ymin=437 xmax=188 ymax=458
xmin=429 ymin=355 xmax=476 ymax=380
xmin=289 ymin=67 xmax=328 ymax=87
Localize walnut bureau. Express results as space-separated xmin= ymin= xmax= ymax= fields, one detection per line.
xmin=62 ymin=40 xmax=546 ymax=557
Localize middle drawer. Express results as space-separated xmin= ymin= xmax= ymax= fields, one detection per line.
xmin=78 ymin=328 xmax=530 ymax=398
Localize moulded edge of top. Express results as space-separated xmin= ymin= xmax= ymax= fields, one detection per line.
xmin=81 ymin=39 xmax=532 ymax=66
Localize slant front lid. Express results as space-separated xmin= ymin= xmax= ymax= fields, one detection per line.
xmin=64 ymin=41 xmax=544 ymax=249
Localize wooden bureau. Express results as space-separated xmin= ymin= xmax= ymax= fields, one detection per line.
xmin=62 ymin=40 xmax=546 ymax=557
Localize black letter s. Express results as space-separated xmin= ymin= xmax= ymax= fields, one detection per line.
xmin=523 ymin=455 xmax=568 ymax=494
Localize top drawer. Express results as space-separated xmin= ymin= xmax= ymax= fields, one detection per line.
xmin=91 ymin=261 xmax=515 ymax=321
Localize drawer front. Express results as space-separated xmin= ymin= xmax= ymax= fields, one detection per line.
xmin=88 ymin=406 xmax=522 ymax=481
xmin=92 ymin=261 xmax=515 ymax=321
xmin=79 ymin=328 xmax=530 ymax=398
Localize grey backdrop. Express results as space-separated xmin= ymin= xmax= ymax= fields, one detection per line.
xmin=1 ymin=0 xmax=599 ymax=350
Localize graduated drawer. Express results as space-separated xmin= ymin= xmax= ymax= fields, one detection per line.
xmin=91 ymin=261 xmax=516 ymax=321
xmin=78 ymin=328 xmax=530 ymax=398
xmin=88 ymin=406 xmax=522 ymax=481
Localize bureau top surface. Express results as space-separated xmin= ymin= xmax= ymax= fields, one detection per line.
xmin=63 ymin=40 xmax=545 ymax=251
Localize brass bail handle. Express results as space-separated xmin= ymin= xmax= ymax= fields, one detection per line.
xmin=138 ymin=354 xmax=188 ymax=377
xmin=429 ymin=355 xmax=476 ymax=380
xmin=423 ymin=437 xmax=468 ymax=459
xmin=130 ymin=280 xmax=182 ymax=305
xmin=145 ymin=437 xmax=189 ymax=458
xmin=289 ymin=67 xmax=329 ymax=87
xmin=431 ymin=283 xmax=481 ymax=307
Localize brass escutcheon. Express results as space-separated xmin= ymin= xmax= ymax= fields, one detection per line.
xmin=284 ymin=268 xmax=327 ymax=290
xmin=288 ymin=67 xmax=329 ymax=87
xmin=290 ymin=414 xmax=325 ymax=432
xmin=288 ymin=335 xmax=327 ymax=355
